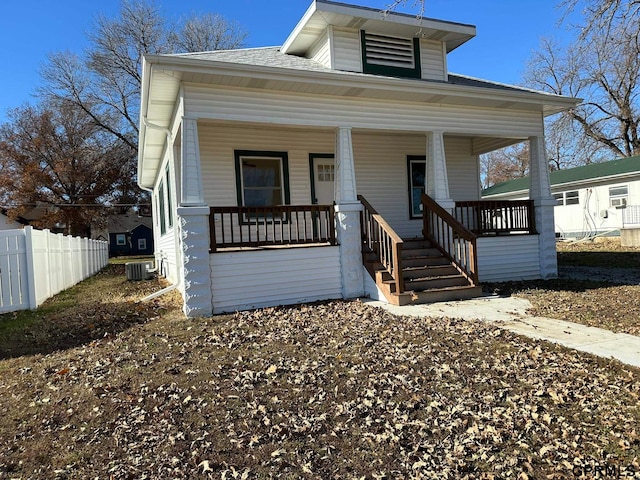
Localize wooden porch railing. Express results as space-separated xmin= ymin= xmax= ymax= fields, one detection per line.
xmin=358 ymin=195 xmax=405 ymax=295
xmin=454 ymin=200 xmax=536 ymax=235
xmin=209 ymin=205 xmax=336 ymax=252
xmin=421 ymin=194 xmax=479 ymax=285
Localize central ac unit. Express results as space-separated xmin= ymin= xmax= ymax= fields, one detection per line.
xmin=125 ymin=261 xmax=153 ymax=281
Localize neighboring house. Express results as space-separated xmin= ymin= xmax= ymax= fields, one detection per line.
xmin=482 ymin=155 xmax=640 ymax=239
xmin=105 ymin=215 xmax=154 ymax=257
xmin=138 ymin=0 xmax=579 ymax=316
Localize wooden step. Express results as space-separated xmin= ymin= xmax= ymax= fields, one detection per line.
xmin=404 ymin=274 xmax=470 ymax=291
xmin=402 ymin=255 xmax=451 ymax=267
xmin=401 ymin=247 xmax=442 ymax=259
xmin=402 ymin=264 xmax=459 ymax=279
xmin=407 ymin=285 xmax=483 ymax=304
xmin=402 ymin=239 xmax=433 ymax=250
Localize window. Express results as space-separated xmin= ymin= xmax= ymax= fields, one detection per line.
xmin=165 ymin=165 xmax=173 ymax=228
xmin=138 ymin=238 xmax=147 ymax=250
xmin=316 ymin=164 xmax=335 ymax=182
xmin=361 ymin=31 xmax=421 ymax=79
xmin=158 ymin=181 xmax=166 ymax=235
xmin=565 ymin=190 xmax=579 ymax=205
xmin=407 ymin=156 xmax=426 ymax=219
xmin=554 ymin=190 xmax=580 ymax=206
xmin=235 ymin=150 xmax=290 ymax=207
xmin=553 ymin=193 xmax=564 ymax=205
xmin=609 ymin=185 xmax=628 ymax=208
xmin=116 ymin=234 xmax=126 ymax=246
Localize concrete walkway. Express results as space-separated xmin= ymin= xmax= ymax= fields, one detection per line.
xmin=364 ymin=295 xmax=640 ymax=368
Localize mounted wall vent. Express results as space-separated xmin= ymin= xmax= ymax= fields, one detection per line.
xmin=361 ymin=31 xmax=421 ymax=79
xmin=364 ymin=33 xmax=415 ymax=68
xmin=125 ymin=261 xmax=153 ymax=281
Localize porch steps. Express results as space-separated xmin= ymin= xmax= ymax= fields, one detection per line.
xmin=365 ymin=238 xmax=482 ymax=306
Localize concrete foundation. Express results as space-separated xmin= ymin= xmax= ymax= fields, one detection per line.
xmin=621 ymin=227 xmax=640 ymax=247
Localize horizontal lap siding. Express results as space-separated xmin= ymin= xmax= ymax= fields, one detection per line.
xmin=184 ymin=85 xmax=543 ymax=138
xmin=308 ymin=30 xmax=331 ymax=68
xmin=332 ymin=28 xmax=361 ymax=72
xmin=354 ymin=134 xmax=480 ymax=238
xmin=477 ymin=235 xmax=540 ymax=282
xmin=199 ymin=123 xmax=334 ymax=207
xmin=420 ymin=39 xmax=446 ymax=81
xmin=210 ymin=246 xmax=341 ymax=312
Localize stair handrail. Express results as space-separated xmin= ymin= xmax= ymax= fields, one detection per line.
xmin=421 ymin=193 xmax=479 ymax=285
xmin=358 ymin=195 xmax=405 ymax=295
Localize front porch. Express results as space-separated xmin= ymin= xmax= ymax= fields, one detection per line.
xmin=205 ymin=192 xmax=540 ymax=309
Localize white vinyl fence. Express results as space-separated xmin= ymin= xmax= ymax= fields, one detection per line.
xmin=0 ymin=226 xmax=108 ymax=313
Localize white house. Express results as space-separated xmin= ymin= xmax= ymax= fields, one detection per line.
xmin=482 ymin=155 xmax=640 ymax=239
xmin=138 ymin=0 xmax=579 ymax=316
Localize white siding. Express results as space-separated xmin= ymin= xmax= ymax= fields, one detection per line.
xmin=184 ymin=85 xmax=544 ymax=138
xmin=198 ymin=125 xmax=479 ymax=239
xmin=420 ymin=39 xmax=446 ymax=81
xmin=210 ymin=246 xmax=341 ymax=312
xmin=153 ymin=149 xmax=180 ymax=286
xmin=332 ymin=28 xmax=362 ymax=72
xmin=308 ymin=29 xmax=331 ymax=68
xmin=354 ymin=133 xmax=479 ymax=238
xmin=477 ymin=235 xmax=540 ymax=282
xmin=446 ymin=137 xmax=481 ymax=201
xmin=199 ymin=123 xmax=334 ymax=207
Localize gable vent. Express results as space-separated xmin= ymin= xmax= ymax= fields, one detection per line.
xmin=364 ymin=33 xmax=415 ymax=69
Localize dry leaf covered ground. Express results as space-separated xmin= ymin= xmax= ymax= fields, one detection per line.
xmin=1 ymin=254 xmax=639 ymax=479
xmin=487 ymin=239 xmax=640 ymax=336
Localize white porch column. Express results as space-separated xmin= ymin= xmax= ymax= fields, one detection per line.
xmin=181 ymin=117 xmax=205 ymax=206
xmin=178 ymin=118 xmax=213 ymax=316
xmin=334 ymin=126 xmax=364 ymax=299
xmin=529 ymin=135 xmax=558 ymax=278
xmin=425 ymin=131 xmax=454 ymax=210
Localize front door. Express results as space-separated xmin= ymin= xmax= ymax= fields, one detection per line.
xmin=310 ymin=154 xmax=335 ymax=205
xmin=310 ymin=154 xmax=335 ymax=241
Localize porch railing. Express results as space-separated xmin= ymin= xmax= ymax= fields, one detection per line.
xmin=209 ymin=205 xmax=336 ymax=252
xmin=422 ymin=194 xmax=478 ymax=285
xmin=623 ymin=205 xmax=640 ymax=226
xmin=358 ymin=195 xmax=405 ymax=295
xmin=454 ymin=200 xmax=536 ymax=235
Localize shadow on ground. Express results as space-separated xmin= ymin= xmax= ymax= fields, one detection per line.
xmin=0 ymin=264 xmax=175 ymax=360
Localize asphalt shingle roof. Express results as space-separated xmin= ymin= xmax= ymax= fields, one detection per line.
xmin=170 ymin=47 xmax=549 ymax=95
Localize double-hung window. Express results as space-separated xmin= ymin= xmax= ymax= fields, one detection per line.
xmin=554 ymin=190 xmax=579 ymax=206
xmin=235 ymin=150 xmax=290 ymax=211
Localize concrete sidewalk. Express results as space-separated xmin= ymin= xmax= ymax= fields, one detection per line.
xmin=364 ymin=295 xmax=640 ymax=368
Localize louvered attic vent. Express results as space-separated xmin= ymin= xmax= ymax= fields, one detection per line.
xmin=361 ymin=31 xmax=421 ymax=79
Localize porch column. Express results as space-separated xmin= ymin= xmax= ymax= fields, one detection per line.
xmin=334 ymin=126 xmax=365 ymax=299
xmin=529 ymin=135 xmax=558 ymax=278
xmin=178 ymin=117 xmax=213 ymax=316
xmin=425 ymin=131 xmax=454 ymax=210
xmin=181 ymin=117 xmax=205 ymax=206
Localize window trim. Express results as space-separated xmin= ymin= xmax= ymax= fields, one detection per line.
xmin=609 ymin=185 xmax=628 ymax=208
xmin=407 ymin=155 xmax=427 ymax=219
xmin=234 ymin=150 xmax=291 ymax=221
xmin=165 ymin=165 xmax=173 ymax=228
xmin=565 ymin=190 xmax=579 ymax=205
xmin=138 ymin=238 xmax=147 ymax=251
xmin=158 ymin=180 xmax=167 ymax=235
xmin=361 ymin=30 xmax=422 ymax=79
xmin=116 ymin=234 xmax=126 ymax=246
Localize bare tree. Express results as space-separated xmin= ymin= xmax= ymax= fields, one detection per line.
xmin=480 ymin=142 xmax=530 ymax=189
xmin=170 ymin=13 xmax=247 ymax=52
xmin=525 ymin=14 xmax=640 ymax=160
xmin=38 ymin=0 xmax=247 ymax=208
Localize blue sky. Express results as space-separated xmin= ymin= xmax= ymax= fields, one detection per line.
xmin=0 ymin=0 xmax=577 ymax=124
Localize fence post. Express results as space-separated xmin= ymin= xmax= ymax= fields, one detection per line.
xmin=24 ymin=227 xmax=38 ymax=309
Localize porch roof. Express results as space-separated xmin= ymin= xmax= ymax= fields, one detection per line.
xmin=138 ymin=47 xmax=580 ymax=189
